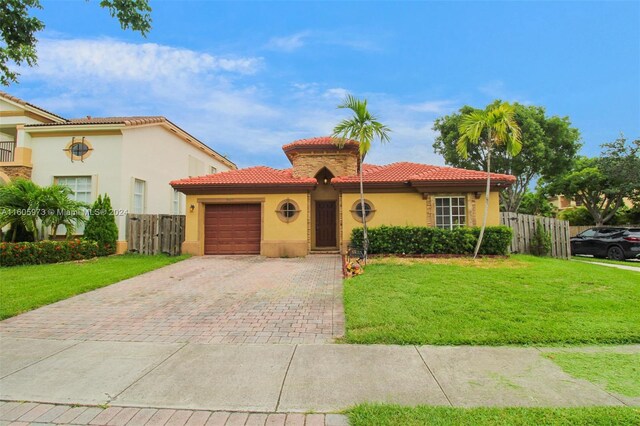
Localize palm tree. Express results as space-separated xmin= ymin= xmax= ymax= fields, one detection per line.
xmin=457 ymin=102 xmax=522 ymax=258
xmin=332 ymin=94 xmax=391 ymax=261
xmin=40 ymin=184 xmax=88 ymax=239
xmin=0 ymin=179 xmax=42 ymax=242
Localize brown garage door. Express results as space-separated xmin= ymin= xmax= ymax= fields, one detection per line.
xmin=204 ymin=204 xmax=261 ymax=254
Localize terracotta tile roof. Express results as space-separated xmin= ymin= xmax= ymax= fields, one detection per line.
xmin=332 ymin=162 xmax=515 ymax=184
xmin=0 ymin=91 xmax=67 ymax=121
xmin=24 ymin=116 xmax=167 ymax=127
xmin=282 ymin=136 xmax=359 ymax=151
xmin=171 ymin=166 xmax=317 ymax=187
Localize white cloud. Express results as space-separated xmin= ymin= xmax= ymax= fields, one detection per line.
xmin=27 ymin=38 xmax=262 ymax=83
xmin=323 ymin=88 xmax=349 ymax=100
xmin=13 ymin=37 xmax=450 ymax=169
xmin=265 ymin=32 xmax=310 ymax=52
xmin=407 ymin=100 xmax=457 ymax=114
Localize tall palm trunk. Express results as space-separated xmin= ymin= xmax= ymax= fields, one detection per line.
xmin=474 ymin=135 xmax=492 ymax=259
xmin=359 ymin=152 xmax=368 ymax=262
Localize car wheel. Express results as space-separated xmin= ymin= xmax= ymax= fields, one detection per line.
xmin=607 ymin=246 xmax=625 ymax=261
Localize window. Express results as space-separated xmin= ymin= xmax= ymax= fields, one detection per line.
xmin=64 ymin=138 xmax=93 ymax=161
xmin=355 ymin=202 xmax=372 ymax=219
xmin=435 ymin=197 xmax=466 ymax=229
xmin=276 ymin=199 xmax=300 ymax=222
xmin=350 ymin=200 xmax=375 ymax=223
xmin=55 ymin=176 xmax=92 ymax=234
xmin=579 ymin=228 xmax=597 ymax=238
xmin=56 ymin=176 xmax=92 ymax=204
xmin=70 ymin=142 xmax=90 ymax=157
xmin=210 ymin=166 xmax=217 ymax=174
xmin=133 ymin=179 xmax=146 ymax=214
xmin=172 ymin=189 xmax=182 ymax=214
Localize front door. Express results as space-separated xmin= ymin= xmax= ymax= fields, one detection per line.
xmin=315 ymin=201 xmax=337 ymax=247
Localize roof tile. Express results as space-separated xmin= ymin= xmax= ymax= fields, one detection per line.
xmin=331 ymin=162 xmax=515 ymax=184
xmin=170 ymin=166 xmax=317 ymax=186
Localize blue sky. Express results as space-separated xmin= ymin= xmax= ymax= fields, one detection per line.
xmin=8 ymin=1 xmax=640 ymax=169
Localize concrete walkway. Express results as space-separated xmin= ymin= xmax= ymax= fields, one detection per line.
xmin=1 ymin=338 xmax=638 ymax=415
xmin=0 ymin=402 xmax=348 ymax=426
xmin=572 ymin=259 xmax=640 ymax=272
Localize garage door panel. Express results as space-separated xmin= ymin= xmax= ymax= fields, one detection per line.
xmin=204 ymin=204 xmax=261 ymax=254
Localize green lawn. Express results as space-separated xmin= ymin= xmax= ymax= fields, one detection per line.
xmin=572 ymin=256 xmax=640 ymax=268
xmin=343 ymin=255 xmax=640 ymax=345
xmin=348 ymin=405 xmax=640 ymax=426
xmin=0 ymin=254 xmax=188 ymax=319
xmin=545 ymin=352 xmax=640 ymax=397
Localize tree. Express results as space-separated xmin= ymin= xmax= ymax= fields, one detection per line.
xmin=0 ymin=178 xmax=88 ymax=241
xmin=518 ymin=187 xmax=556 ymax=217
xmin=433 ymin=101 xmax=580 ymax=212
xmin=40 ymin=184 xmax=88 ymax=239
xmin=332 ymin=94 xmax=391 ymax=261
xmin=547 ymin=137 xmax=640 ymax=226
xmin=457 ymin=102 xmax=522 ymax=258
xmin=1 ymin=0 xmax=152 ymax=85
xmin=0 ymin=178 xmax=42 ymax=241
xmin=84 ymin=194 xmax=118 ymax=255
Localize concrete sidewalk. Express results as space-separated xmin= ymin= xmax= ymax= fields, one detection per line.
xmin=572 ymin=259 xmax=640 ymax=272
xmin=1 ymin=338 xmax=638 ymax=414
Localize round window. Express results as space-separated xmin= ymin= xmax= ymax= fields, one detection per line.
xmin=351 ymin=200 xmax=375 ymax=223
xmin=355 ymin=202 xmax=372 ymax=218
xmin=70 ymin=142 xmax=90 ymax=157
xmin=277 ymin=200 xmax=300 ymax=222
xmin=281 ymin=202 xmax=297 ymax=218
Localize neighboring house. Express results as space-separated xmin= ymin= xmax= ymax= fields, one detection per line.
xmin=548 ymin=195 xmax=582 ymax=211
xmin=549 ymin=195 xmax=634 ymax=211
xmin=0 ymin=92 xmax=235 ymax=252
xmin=171 ymin=137 xmax=515 ymax=256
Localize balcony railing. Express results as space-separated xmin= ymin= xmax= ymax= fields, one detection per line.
xmin=0 ymin=140 xmax=15 ymax=162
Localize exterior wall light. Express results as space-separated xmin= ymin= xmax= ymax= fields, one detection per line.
xmin=190 ymin=204 xmax=195 ymax=212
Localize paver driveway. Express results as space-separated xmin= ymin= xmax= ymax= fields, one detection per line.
xmin=0 ymin=255 xmax=344 ymax=344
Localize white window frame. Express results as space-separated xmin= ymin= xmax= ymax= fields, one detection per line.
xmin=435 ymin=196 xmax=467 ymax=229
xmin=172 ymin=189 xmax=182 ymax=215
xmin=210 ymin=166 xmax=217 ymax=174
xmin=132 ymin=178 xmax=146 ymax=214
xmin=54 ymin=175 xmax=93 ymax=234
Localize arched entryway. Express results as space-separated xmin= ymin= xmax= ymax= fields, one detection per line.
xmin=311 ymin=167 xmax=339 ymax=250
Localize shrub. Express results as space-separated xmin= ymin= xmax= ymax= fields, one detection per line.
xmin=0 ymin=239 xmax=100 ymax=267
xmin=530 ymin=220 xmax=552 ymax=256
xmin=350 ymin=225 xmax=512 ymax=256
xmin=84 ymin=194 xmax=118 ymax=256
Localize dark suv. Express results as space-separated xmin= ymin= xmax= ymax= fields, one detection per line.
xmin=571 ymin=227 xmax=640 ymax=260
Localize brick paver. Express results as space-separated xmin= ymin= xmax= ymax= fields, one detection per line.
xmin=0 ymin=256 xmax=344 ymax=344
xmin=0 ymin=402 xmax=349 ymax=426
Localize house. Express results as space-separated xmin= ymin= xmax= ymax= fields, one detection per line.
xmin=0 ymin=92 xmax=236 ymax=253
xmin=549 ymin=194 xmax=634 ymax=211
xmin=170 ymin=137 xmax=515 ymax=256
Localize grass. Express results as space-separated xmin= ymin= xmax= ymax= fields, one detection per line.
xmin=572 ymin=256 xmax=640 ymax=268
xmin=347 ymin=404 xmax=640 ymax=426
xmin=343 ymin=255 xmax=640 ymax=345
xmin=545 ymin=352 xmax=640 ymax=397
xmin=0 ymin=254 xmax=188 ymax=319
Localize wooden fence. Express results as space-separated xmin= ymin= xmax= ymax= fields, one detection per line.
xmin=500 ymin=212 xmax=571 ymax=259
xmin=127 ymin=214 xmax=186 ymax=256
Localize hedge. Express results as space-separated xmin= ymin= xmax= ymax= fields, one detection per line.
xmin=0 ymin=239 xmax=113 ymax=267
xmin=350 ymin=225 xmax=513 ymax=256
